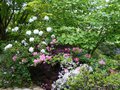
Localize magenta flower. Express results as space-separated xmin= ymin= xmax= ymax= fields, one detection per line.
xmin=99 ymin=60 xmax=106 ymax=65
xmin=85 ymin=54 xmax=91 ymax=58
xmin=32 ymin=52 xmax=38 ymax=56
xmin=40 ymin=54 xmax=46 ymax=61
xmin=12 ymin=55 xmax=17 ymax=61
xmin=73 ymin=57 xmax=79 ymax=62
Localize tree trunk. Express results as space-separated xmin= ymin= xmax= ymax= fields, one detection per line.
xmin=0 ymin=20 xmax=6 ymax=40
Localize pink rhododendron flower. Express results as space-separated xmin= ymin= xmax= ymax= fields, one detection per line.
xmin=40 ymin=54 xmax=46 ymax=61
xmin=46 ymin=46 xmax=51 ymax=51
xmin=73 ymin=57 xmax=79 ymax=62
xmin=12 ymin=55 xmax=17 ymax=61
xmin=64 ymin=48 xmax=70 ymax=52
xmin=33 ymin=59 xmax=40 ymax=66
xmin=63 ymin=54 xmax=70 ymax=57
xmin=85 ymin=54 xmax=91 ymax=58
xmin=109 ymin=69 xmax=116 ymax=74
xmin=99 ymin=60 xmax=106 ymax=65
xmin=37 ymin=45 xmax=40 ymax=48
xmin=50 ymin=39 xmax=57 ymax=44
xmin=72 ymin=47 xmax=82 ymax=53
xmin=46 ymin=55 xmax=52 ymax=60
xmin=32 ymin=52 xmax=38 ymax=56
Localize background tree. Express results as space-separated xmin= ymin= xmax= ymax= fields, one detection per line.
xmin=0 ymin=0 xmax=30 ymax=40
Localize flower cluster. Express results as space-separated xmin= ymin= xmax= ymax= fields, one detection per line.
xmin=52 ymin=62 xmax=93 ymax=90
xmin=4 ymin=44 xmax=12 ymax=50
xmin=33 ymin=54 xmax=52 ymax=66
xmin=12 ymin=27 xmax=19 ymax=32
xmin=29 ymin=16 xmax=37 ymax=23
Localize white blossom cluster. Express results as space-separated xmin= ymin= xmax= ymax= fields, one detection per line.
xmin=12 ymin=27 xmax=19 ymax=32
xmin=21 ymin=39 xmax=28 ymax=46
xmin=4 ymin=44 xmax=12 ymax=50
xmin=43 ymin=16 xmax=49 ymax=21
xmin=52 ymin=62 xmax=93 ymax=90
xmin=29 ymin=16 xmax=37 ymax=23
xmin=26 ymin=29 xmax=45 ymax=36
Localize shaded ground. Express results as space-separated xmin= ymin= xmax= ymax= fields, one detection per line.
xmin=29 ymin=63 xmax=61 ymax=90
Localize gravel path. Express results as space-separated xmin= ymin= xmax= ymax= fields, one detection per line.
xmin=0 ymin=86 xmax=44 ymax=90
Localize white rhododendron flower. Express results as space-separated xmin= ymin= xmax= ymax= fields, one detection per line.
xmin=21 ymin=40 xmax=28 ymax=46
xmin=29 ymin=37 xmax=34 ymax=42
xmin=44 ymin=16 xmax=49 ymax=21
xmin=12 ymin=27 xmax=19 ymax=32
xmin=4 ymin=44 xmax=12 ymax=50
xmin=14 ymin=27 xmax=19 ymax=31
xmin=26 ymin=30 xmax=32 ymax=35
xmin=15 ymin=41 xmax=18 ymax=43
xmin=32 ymin=16 xmax=37 ymax=20
xmin=41 ymin=41 xmax=47 ymax=45
xmin=41 ymin=49 xmax=45 ymax=53
xmin=29 ymin=18 xmax=34 ymax=23
xmin=29 ymin=47 xmax=34 ymax=53
xmin=89 ymin=66 xmax=93 ymax=72
xmin=29 ymin=16 xmax=37 ymax=23
xmin=51 ymin=34 xmax=55 ymax=38
xmin=39 ymin=31 xmax=43 ymax=36
xmin=46 ymin=27 xmax=52 ymax=32
xmin=22 ymin=3 xmax=27 ymax=7
xmin=105 ymin=0 xmax=109 ymax=2
xmin=33 ymin=29 xmax=39 ymax=34
xmin=21 ymin=40 xmax=26 ymax=44
xmin=6 ymin=29 xmax=8 ymax=32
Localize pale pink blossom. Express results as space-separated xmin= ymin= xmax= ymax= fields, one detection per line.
xmin=64 ymin=48 xmax=70 ymax=52
xmin=12 ymin=55 xmax=17 ymax=61
xmin=64 ymin=68 xmax=69 ymax=73
xmin=85 ymin=54 xmax=91 ymax=58
xmin=72 ymin=47 xmax=82 ymax=53
xmin=37 ymin=45 xmax=40 ymax=48
xmin=75 ymin=67 xmax=81 ymax=71
xmin=40 ymin=54 xmax=46 ymax=61
xmin=50 ymin=39 xmax=57 ymax=44
xmin=33 ymin=59 xmax=40 ymax=66
xmin=32 ymin=52 xmax=38 ymax=56
xmin=46 ymin=46 xmax=51 ymax=51
xmin=63 ymin=54 xmax=70 ymax=57
xmin=46 ymin=55 xmax=52 ymax=60
xmin=99 ymin=60 xmax=106 ymax=65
